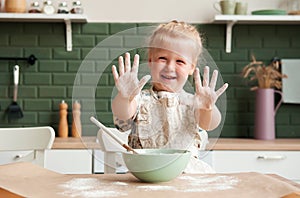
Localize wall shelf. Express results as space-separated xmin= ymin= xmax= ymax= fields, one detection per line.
xmin=0 ymin=13 xmax=88 ymax=51
xmin=213 ymin=15 xmax=300 ymax=53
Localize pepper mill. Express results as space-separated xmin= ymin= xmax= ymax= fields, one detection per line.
xmin=58 ymin=100 xmax=68 ymax=137
xmin=72 ymin=100 xmax=82 ymax=137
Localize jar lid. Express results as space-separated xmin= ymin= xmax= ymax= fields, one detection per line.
xmin=44 ymin=1 xmax=53 ymax=5
xmin=31 ymin=1 xmax=40 ymax=7
xmin=73 ymin=1 xmax=81 ymax=6
xmin=59 ymin=2 xmax=68 ymax=7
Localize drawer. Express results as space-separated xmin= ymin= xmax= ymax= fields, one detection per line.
xmin=0 ymin=151 xmax=35 ymax=165
xmin=212 ymin=151 xmax=300 ymax=181
xmin=45 ymin=149 xmax=93 ymax=174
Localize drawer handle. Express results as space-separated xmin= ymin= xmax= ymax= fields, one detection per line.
xmin=257 ymin=155 xmax=286 ymax=160
xmin=15 ymin=154 xmax=23 ymax=159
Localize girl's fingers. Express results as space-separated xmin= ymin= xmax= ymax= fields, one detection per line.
xmin=118 ymin=56 xmax=124 ymax=76
xmin=203 ymin=66 xmax=209 ymax=87
xmin=138 ymin=75 xmax=151 ymax=91
xmin=125 ymin=52 xmax=131 ymax=72
xmin=209 ymin=70 xmax=218 ymax=90
xmin=131 ymin=54 xmax=140 ymax=74
xmin=216 ymin=83 xmax=229 ymax=97
xmin=112 ymin=65 xmax=119 ymax=83
xmin=194 ymin=68 xmax=202 ymax=93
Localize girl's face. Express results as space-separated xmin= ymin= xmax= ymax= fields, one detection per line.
xmin=148 ymin=41 xmax=196 ymax=93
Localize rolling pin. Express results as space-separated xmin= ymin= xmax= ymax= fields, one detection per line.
xmin=72 ymin=100 xmax=82 ymax=137
xmin=58 ymin=100 xmax=68 ymax=137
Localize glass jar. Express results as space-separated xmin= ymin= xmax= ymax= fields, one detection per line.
xmin=28 ymin=2 xmax=41 ymax=13
xmin=287 ymin=0 xmax=300 ymax=14
xmin=57 ymin=2 xmax=69 ymax=14
xmin=70 ymin=1 xmax=83 ymax=14
xmin=42 ymin=0 xmax=55 ymax=14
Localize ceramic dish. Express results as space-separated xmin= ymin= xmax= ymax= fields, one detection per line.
xmin=251 ymin=9 xmax=287 ymax=15
xmin=122 ymin=149 xmax=191 ymax=183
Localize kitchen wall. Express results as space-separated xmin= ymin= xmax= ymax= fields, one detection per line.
xmin=0 ymin=21 xmax=300 ymax=138
xmin=0 ymin=0 xmax=299 ymax=138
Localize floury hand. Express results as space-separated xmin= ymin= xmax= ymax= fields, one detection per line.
xmin=112 ymin=52 xmax=151 ymax=101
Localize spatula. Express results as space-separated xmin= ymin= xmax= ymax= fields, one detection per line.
xmin=90 ymin=116 xmax=138 ymax=154
xmin=6 ymin=65 xmax=23 ymax=120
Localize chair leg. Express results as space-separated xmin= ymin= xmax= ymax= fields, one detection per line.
xmin=104 ymin=152 xmax=116 ymax=174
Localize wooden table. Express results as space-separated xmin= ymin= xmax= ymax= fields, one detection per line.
xmin=0 ymin=162 xmax=299 ymax=198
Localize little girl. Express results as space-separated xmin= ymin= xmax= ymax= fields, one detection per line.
xmin=111 ymin=21 xmax=228 ymax=173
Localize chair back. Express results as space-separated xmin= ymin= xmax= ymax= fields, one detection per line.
xmin=0 ymin=126 xmax=55 ymax=167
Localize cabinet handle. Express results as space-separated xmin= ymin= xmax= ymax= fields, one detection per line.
xmin=15 ymin=154 xmax=23 ymax=159
xmin=257 ymin=155 xmax=286 ymax=160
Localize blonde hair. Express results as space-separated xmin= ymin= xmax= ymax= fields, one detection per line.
xmin=147 ymin=20 xmax=202 ymax=64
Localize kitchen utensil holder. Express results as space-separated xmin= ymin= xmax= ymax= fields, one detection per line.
xmin=0 ymin=54 xmax=37 ymax=66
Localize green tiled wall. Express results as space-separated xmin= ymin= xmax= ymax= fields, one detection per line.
xmin=0 ymin=22 xmax=299 ymax=138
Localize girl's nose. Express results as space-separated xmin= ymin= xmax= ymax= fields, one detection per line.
xmin=165 ymin=61 xmax=176 ymax=71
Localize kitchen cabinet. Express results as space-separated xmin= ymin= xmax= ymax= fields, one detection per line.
xmin=44 ymin=149 xmax=93 ymax=174
xmin=205 ymin=150 xmax=300 ymax=183
xmin=201 ymin=138 xmax=300 ymax=183
xmin=213 ymin=15 xmax=300 ymax=53
xmin=0 ymin=13 xmax=87 ymax=51
xmin=41 ymin=137 xmax=300 ymax=179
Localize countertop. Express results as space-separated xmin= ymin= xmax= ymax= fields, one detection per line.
xmin=52 ymin=137 xmax=300 ymax=151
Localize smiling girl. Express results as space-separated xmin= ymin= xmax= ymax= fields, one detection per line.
xmin=111 ymin=21 xmax=228 ymax=173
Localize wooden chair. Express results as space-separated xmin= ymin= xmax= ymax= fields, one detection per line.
xmin=0 ymin=126 xmax=55 ymax=167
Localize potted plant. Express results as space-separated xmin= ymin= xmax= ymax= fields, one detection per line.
xmin=242 ymin=55 xmax=287 ymax=91
xmin=242 ymin=55 xmax=287 ymax=140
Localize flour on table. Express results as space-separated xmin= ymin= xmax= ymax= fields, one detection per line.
xmin=112 ymin=181 xmax=128 ymax=186
xmin=58 ymin=178 xmax=127 ymax=198
xmin=178 ymin=175 xmax=239 ymax=192
xmin=137 ymin=185 xmax=176 ymax=191
xmin=58 ymin=175 xmax=239 ymax=196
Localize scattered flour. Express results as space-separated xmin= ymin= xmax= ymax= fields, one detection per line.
xmin=58 ymin=178 xmax=127 ymax=198
xmin=112 ymin=181 xmax=128 ymax=186
xmin=137 ymin=185 xmax=176 ymax=191
xmin=58 ymin=175 xmax=239 ymax=196
xmin=178 ymin=175 xmax=239 ymax=192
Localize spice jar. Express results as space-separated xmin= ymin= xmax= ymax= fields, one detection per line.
xmin=28 ymin=2 xmax=41 ymax=13
xmin=57 ymin=1 xmax=69 ymax=14
xmin=70 ymin=1 xmax=83 ymax=14
xmin=42 ymin=0 xmax=55 ymax=14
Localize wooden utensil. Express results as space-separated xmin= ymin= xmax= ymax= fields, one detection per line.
xmin=90 ymin=116 xmax=138 ymax=154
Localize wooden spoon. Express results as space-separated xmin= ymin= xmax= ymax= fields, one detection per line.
xmin=90 ymin=116 xmax=138 ymax=154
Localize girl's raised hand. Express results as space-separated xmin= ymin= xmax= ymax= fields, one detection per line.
xmin=193 ymin=66 xmax=228 ymax=110
xmin=112 ymin=52 xmax=151 ymax=101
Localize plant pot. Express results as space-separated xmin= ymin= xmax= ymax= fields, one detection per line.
xmin=254 ymin=88 xmax=282 ymax=140
xmin=5 ymin=0 xmax=27 ymax=13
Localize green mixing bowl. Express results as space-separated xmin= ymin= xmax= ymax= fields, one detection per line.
xmin=122 ymin=149 xmax=191 ymax=183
